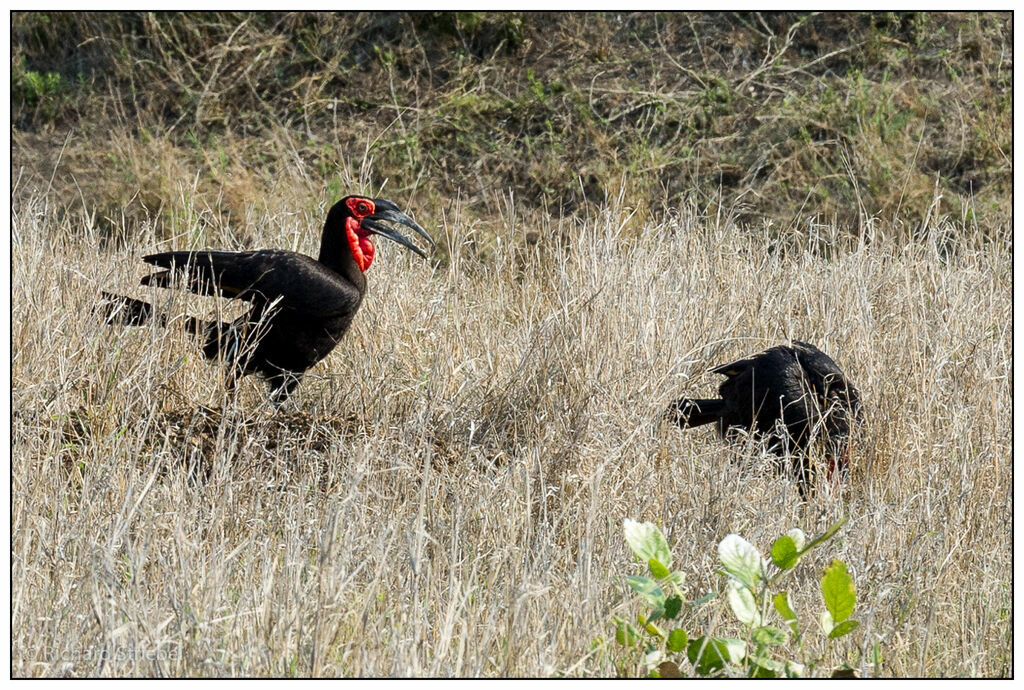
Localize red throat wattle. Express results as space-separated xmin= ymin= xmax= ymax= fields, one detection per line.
xmin=346 ymin=216 xmax=376 ymax=271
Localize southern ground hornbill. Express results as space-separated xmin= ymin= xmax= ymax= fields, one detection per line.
xmin=101 ymin=196 xmax=434 ymax=403
xmin=667 ymin=341 xmax=862 ymax=495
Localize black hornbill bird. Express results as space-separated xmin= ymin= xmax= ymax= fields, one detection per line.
xmin=101 ymin=196 xmax=434 ymax=403
xmin=667 ymin=341 xmax=862 ymax=494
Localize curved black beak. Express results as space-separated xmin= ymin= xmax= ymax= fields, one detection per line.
xmin=363 ymin=199 xmax=435 ymax=259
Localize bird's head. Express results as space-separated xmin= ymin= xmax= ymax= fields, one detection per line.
xmin=328 ymin=196 xmax=434 ymax=272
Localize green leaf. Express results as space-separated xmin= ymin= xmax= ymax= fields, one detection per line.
xmin=828 ymin=619 xmax=860 ymax=639
xmin=752 ymin=625 xmax=787 ymax=647
xmin=718 ymin=534 xmax=763 ymax=588
xmin=821 ymin=559 xmax=856 ymax=623
xmin=725 ymin=579 xmax=760 ymax=626
xmin=749 ymin=654 xmax=785 ymax=678
xmin=687 ymin=636 xmax=746 ymax=676
xmin=667 ymin=628 xmax=688 ymax=653
xmin=664 ymin=595 xmax=682 ymax=620
xmin=773 ymin=592 xmax=799 ymax=635
xmin=623 ymin=519 xmax=673 ymax=569
xmin=648 ymin=557 xmax=670 ymax=579
xmin=616 ymin=620 xmax=637 ymax=646
xmin=639 ymin=614 xmax=666 ymax=638
xmin=627 ymin=575 xmax=666 ymax=609
xmin=770 ymin=535 xmax=799 ymax=570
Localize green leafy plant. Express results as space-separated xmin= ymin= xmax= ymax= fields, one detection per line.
xmin=613 ymin=516 xmax=860 ymax=678
xmin=13 ymin=57 xmax=68 ymax=121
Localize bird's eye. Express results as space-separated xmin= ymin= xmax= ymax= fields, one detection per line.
xmin=357 ymin=202 xmax=372 ymax=216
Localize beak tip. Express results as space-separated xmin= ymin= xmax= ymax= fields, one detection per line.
xmin=366 ymin=205 xmax=435 ymax=257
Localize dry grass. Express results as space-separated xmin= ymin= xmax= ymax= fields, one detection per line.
xmin=11 ymin=186 xmax=1010 ymax=677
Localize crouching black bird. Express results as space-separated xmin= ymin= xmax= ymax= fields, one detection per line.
xmin=101 ymin=196 xmax=434 ymax=403
xmin=667 ymin=341 xmax=862 ymax=495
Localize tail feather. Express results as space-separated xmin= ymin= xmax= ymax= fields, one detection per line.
xmin=139 ymin=270 xmax=173 ymax=289
xmin=98 ymin=292 xmax=161 ymax=327
xmin=98 ymin=292 xmax=215 ymax=340
xmin=99 ymin=291 xmax=247 ymax=372
xmin=668 ymin=398 xmax=726 ymax=428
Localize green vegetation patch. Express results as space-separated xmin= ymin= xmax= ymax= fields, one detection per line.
xmin=12 ymin=11 xmax=1012 ymax=237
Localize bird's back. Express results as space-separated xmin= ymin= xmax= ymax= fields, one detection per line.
xmin=714 ymin=342 xmax=858 ymax=449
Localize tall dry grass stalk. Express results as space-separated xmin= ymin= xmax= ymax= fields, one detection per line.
xmin=11 ymin=189 xmax=1010 ymax=677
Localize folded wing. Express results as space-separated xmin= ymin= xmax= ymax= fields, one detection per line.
xmin=141 ymin=249 xmax=361 ymax=318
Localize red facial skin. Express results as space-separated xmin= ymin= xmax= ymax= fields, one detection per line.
xmin=345 ymin=197 xmax=377 ymax=271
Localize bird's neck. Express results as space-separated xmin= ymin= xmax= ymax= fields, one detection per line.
xmin=318 ymin=219 xmax=369 ymax=292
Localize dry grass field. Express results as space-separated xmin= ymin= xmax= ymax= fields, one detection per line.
xmin=11 ymin=183 xmax=1010 ymax=676
xmin=11 ymin=11 xmax=1012 ymax=678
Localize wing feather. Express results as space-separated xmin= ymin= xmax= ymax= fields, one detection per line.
xmin=141 ymin=250 xmax=360 ymax=317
